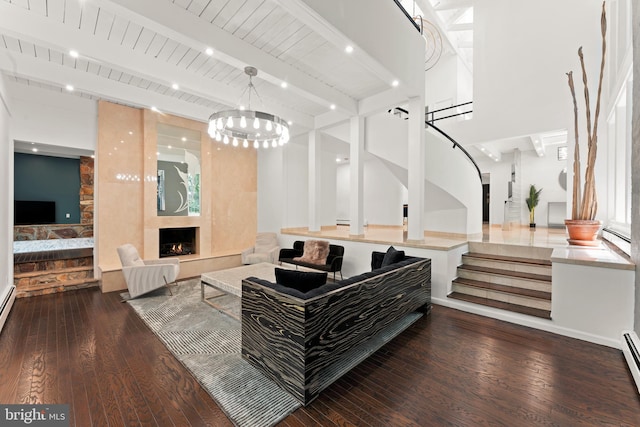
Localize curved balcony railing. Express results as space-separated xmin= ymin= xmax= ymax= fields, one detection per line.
xmin=392 ymin=104 xmax=481 ymax=180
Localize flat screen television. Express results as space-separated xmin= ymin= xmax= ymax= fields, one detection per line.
xmin=14 ymin=200 xmax=56 ymax=225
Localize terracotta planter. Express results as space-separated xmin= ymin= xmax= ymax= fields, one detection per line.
xmin=564 ymin=219 xmax=602 ymax=246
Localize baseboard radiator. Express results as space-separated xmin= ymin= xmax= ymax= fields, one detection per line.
xmin=0 ymin=285 xmax=16 ymax=335
xmin=622 ymin=331 xmax=640 ymax=394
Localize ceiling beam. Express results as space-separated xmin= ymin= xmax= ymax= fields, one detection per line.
xmin=0 ymin=1 xmax=315 ymax=129
xmin=0 ymin=52 xmax=217 ymax=123
xmin=99 ymin=0 xmax=358 ymax=115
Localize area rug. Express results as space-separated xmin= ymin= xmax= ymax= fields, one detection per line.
xmin=123 ymin=279 xmax=301 ymax=427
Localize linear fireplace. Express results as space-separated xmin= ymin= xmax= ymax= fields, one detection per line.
xmin=159 ymin=227 xmax=197 ymax=257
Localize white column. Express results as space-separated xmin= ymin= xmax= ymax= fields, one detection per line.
xmin=407 ymin=95 xmax=425 ymax=242
xmin=308 ymin=129 xmax=321 ymax=232
xmin=349 ymin=116 xmax=365 ymax=236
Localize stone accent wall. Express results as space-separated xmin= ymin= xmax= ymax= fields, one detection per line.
xmin=14 ymin=224 xmax=94 ymax=241
xmin=79 ymin=156 xmax=94 ymax=225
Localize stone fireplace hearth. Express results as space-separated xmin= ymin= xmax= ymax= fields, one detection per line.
xmin=159 ymin=227 xmax=197 ymax=258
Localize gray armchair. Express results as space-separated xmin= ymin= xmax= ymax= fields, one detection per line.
xmin=241 ymin=232 xmax=280 ymax=265
xmin=117 ymin=243 xmax=180 ymax=299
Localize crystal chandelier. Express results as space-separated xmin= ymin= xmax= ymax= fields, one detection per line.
xmin=208 ymin=66 xmax=290 ymax=148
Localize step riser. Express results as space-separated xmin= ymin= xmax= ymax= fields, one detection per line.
xmin=462 ymin=257 xmax=551 ymax=276
xmin=452 ymin=283 xmax=551 ymax=311
xmin=16 ymin=281 xmax=99 ymax=298
xmin=14 ymin=257 xmax=93 ymax=274
xmin=15 ymin=270 xmax=94 ymax=289
xmin=457 ymin=270 xmax=551 ymax=292
xmin=468 ymin=242 xmax=553 ymax=261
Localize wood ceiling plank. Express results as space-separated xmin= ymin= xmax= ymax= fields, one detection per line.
xmin=79 ymin=2 xmax=100 ymax=35
xmin=199 ymin=0 xmax=231 ymax=23
xmin=176 ymin=48 xmax=199 ymax=69
xmin=232 ymin=1 xmax=278 ymax=39
xmin=133 ymin=28 xmax=156 ymax=53
xmin=8 ymin=0 xmax=28 ymax=9
xmin=107 ymin=15 xmax=129 ymax=43
xmin=185 ymin=52 xmax=208 ymax=73
xmin=166 ymin=43 xmax=189 ymax=66
xmin=47 ymin=0 xmax=64 ymax=22
xmin=154 ymin=38 xmax=178 ymax=62
xmin=277 ymin=31 xmax=325 ymax=63
xmin=211 ymin=0 xmax=246 ymax=29
xmin=172 ymin=0 xmax=192 ymax=9
xmin=240 ymin=5 xmax=290 ymax=44
xmin=120 ymin=21 xmax=143 ymax=50
xmin=108 ymin=69 xmax=123 ymax=81
xmin=94 ymin=8 xmax=115 ymax=40
xmin=97 ymin=65 xmax=111 ymax=78
xmin=222 ymin=0 xmax=264 ymax=34
xmin=186 ymin=0 xmax=212 ymax=17
xmin=253 ymin=17 xmax=304 ymax=51
xmin=2 ymin=34 xmax=21 ymax=53
xmin=63 ymin=0 xmax=82 ymax=28
xmin=144 ymin=33 xmax=168 ymax=57
xmin=265 ymin=25 xmax=312 ymax=57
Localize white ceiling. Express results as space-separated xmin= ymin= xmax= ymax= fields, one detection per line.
xmin=0 ymin=0 xmax=397 ymax=138
xmin=0 ymin=0 xmax=561 ymax=164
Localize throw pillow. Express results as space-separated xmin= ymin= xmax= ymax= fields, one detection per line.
xmin=275 ymin=268 xmax=328 ymax=293
xmin=293 ymin=240 xmax=329 ymax=265
xmin=381 ymin=246 xmax=405 ymax=267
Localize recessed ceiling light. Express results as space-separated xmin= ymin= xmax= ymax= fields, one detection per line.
xmin=32 ymin=148 xmax=38 ymax=152
xmin=69 ymin=50 xmax=79 ymax=58
xmin=239 ymin=105 xmax=246 ymax=111
xmin=181 ymin=137 xmax=187 ymax=142
xmin=90 ymin=155 xmax=95 ymax=159
xmin=345 ymin=45 xmax=354 ymax=54
xmin=287 ymin=120 xmax=292 ymax=125
xmin=156 ymin=151 xmax=160 ymax=156
xmin=65 ymin=84 xmax=74 ymax=91
xmin=120 ymin=140 xmax=124 ymax=144
xmin=330 ymin=104 xmax=336 ymax=110
xmin=128 ymin=131 xmax=133 ymax=135
xmin=280 ymin=81 xmax=288 ymax=89
xmin=391 ymin=80 xmax=399 ymax=87
xmin=205 ymin=47 xmax=214 ymax=56
xmin=168 ymin=145 xmax=172 ymax=149
xmin=151 ymin=106 xmax=159 ymax=112
xmin=171 ymin=83 xmax=179 ymax=90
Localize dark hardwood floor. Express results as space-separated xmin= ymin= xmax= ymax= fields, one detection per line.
xmin=1 ymin=288 xmax=639 ymax=426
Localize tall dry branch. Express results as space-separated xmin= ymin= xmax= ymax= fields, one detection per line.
xmin=579 ymin=1 xmax=606 ymax=221
xmin=566 ymin=71 xmax=581 ymax=219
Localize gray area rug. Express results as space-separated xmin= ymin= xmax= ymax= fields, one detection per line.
xmin=124 ymin=279 xmax=301 ymax=427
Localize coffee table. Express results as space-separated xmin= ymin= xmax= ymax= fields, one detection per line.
xmin=200 ymin=262 xmax=281 ymax=304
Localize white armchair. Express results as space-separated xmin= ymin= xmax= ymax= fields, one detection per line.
xmin=117 ymin=244 xmax=180 ymax=299
xmin=241 ymin=232 xmax=280 ymax=265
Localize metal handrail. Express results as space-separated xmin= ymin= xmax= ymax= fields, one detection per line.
xmin=393 ymin=106 xmax=482 ymax=180
xmin=392 ymin=0 xmax=421 ymax=32
xmin=427 ymin=102 xmax=473 ymax=124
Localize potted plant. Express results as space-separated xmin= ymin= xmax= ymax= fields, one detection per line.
xmin=564 ymin=1 xmax=606 ymax=246
xmin=526 ymin=185 xmax=542 ymax=228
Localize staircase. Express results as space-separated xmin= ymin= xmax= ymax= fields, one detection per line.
xmin=14 ymin=248 xmax=99 ymax=298
xmin=448 ymin=242 xmax=553 ymax=319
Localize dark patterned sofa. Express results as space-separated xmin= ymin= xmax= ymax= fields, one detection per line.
xmin=241 ymin=251 xmax=431 ymax=405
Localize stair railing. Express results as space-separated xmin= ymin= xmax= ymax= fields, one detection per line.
xmin=392 ymin=105 xmax=481 ymax=180
xmin=392 ymin=0 xmax=421 ymax=32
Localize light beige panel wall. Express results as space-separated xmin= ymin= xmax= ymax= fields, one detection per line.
xmin=96 ymin=101 xmax=257 ymax=292
xmin=210 ymin=142 xmax=257 ymax=254
xmin=96 ymin=101 xmax=144 ymax=271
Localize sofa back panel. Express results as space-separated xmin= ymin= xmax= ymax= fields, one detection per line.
xmin=241 ymin=279 xmax=307 ymax=401
xmin=303 ymin=258 xmax=431 ymax=399
xmin=293 ymin=240 xmax=305 ymax=254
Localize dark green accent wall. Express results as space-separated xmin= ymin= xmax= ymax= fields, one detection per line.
xmin=14 ymin=153 xmax=80 ymax=224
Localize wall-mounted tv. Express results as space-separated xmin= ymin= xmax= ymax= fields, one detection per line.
xmin=14 ymin=200 xmax=56 ymax=225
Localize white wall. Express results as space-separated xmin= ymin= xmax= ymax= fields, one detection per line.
xmin=257 ymin=148 xmax=284 ymax=232
xmin=0 ymin=75 xmax=14 ymax=332
xmin=442 ymin=0 xmax=604 ymax=145
xmin=336 ymin=156 xmax=407 ymax=227
xmin=7 ymin=82 xmax=97 ymax=151
xmin=478 ymin=149 xmax=569 ymax=226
